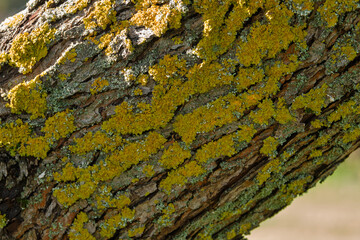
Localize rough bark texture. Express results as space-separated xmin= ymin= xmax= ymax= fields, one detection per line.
xmin=0 ymin=0 xmax=359 ymax=239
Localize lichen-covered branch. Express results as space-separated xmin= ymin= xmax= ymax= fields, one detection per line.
xmin=0 ymin=0 xmax=359 ymax=239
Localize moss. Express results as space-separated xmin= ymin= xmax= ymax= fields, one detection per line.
xmin=7 ymin=23 xmax=56 ymax=74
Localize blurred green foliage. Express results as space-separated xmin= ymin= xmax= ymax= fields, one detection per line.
xmin=0 ymin=0 xmax=27 ymax=22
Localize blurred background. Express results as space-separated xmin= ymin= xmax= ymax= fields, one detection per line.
xmin=0 ymin=0 xmax=27 ymax=22
xmin=249 ymin=149 xmax=360 ymax=240
xmin=1 ymin=1 xmax=360 ymax=239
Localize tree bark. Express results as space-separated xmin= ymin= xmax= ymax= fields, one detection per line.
xmin=0 ymin=0 xmax=359 ymax=239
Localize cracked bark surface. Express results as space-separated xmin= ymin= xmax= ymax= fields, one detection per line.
xmin=0 ymin=0 xmax=360 ymax=239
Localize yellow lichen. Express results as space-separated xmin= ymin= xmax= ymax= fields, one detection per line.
xmin=70 ymin=131 xmax=123 ymax=155
xmin=57 ymin=48 xmax=77 ymax=65
xmin=83 ymin=0 xmax=116 ymax=30
xmin=128 ymin=226 xmax=145 ymax=237
xmin=318 ymin=0 xmax=358 ymax=27
xmin=292 ymin=84 xmax=328 ymax=115
xmin=342 ymin=128 xmax=360 ymax=143
xmin=58 ymin=73 xmax=70 ymax=81
xmin=99 ymin=207 xmax=135 ymax=238
xmin=195 ymin=134 xmax=236 ymax=163
xmin=256 ymin=158 xmax=281 ymax=185
xmin=309 ymin=149 xmax=322 ymax=158
xmin=236 ymin=124 xmax=257 ymax=143
xmin=7 ymin=76 xmax=47 ymax=119
xmin=160 ymin=161 xmax=205 ymax=193
xmin=249 ymin=98 xmax=276 ymax=125
xmin=0 ymin=214 xmax=7 ymax=229
xmin=142 ymin=165 xmax=155 ymax=177
xmin=134 ymin=88 xmax=143 ymax=96
xmin=327 ymin=100 xmax=356 ymax=123
xmin=68 ymin=212 xmax=95 ymax=240
xmin=159 ymin=142 xmax=191 ymax=169
xmin=90 ymin=77 xmax=109 ymax=95
xmin=130 ymin=4 xmax=182 ymax=37
xmin=8 ymin=23 xmax=56 ymax=74
xmin=42 ymin=109 xmax=76 ymax=141
xmin=274 ymin=98 xmax=294 ymax=124
xmin=3 ymin=13 xmax=24 ymax=28
xmin=65 ymin=0 xmax=89 ymax=14
xmin=174 ymin=94 xmax=237 ymax=144
xmin=260 ymin=136 xmax=279 ymax=157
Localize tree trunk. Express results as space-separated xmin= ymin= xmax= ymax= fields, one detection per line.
xmin=0 ymin=0 xmax=359 ymax=239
